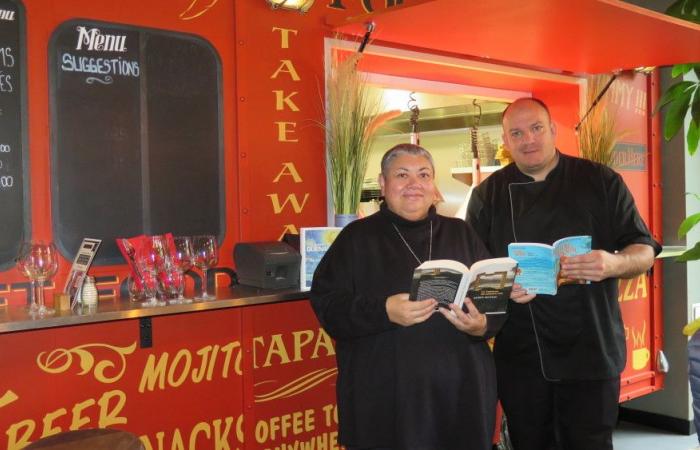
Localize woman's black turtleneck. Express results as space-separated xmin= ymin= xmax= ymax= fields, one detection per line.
xmin=310 ymin=203 xmax=499 ymax=450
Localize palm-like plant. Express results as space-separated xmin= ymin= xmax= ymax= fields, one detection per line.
xmin=656 ymin=0 xmax=700 ymax=262
xmin=325 ymin=52 xmax=384 ymax=216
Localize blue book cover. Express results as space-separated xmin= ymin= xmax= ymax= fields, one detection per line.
xmin=300 ymin=227 xmax=341 ymax=291
xmin=508 ymin=235 xmax=592 ymax=295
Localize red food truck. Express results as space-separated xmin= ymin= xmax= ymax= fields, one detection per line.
xmin=0 ymin=1 xmax=698 ymax=448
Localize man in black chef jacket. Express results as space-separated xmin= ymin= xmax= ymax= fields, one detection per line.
xmin=466 ymin=98 xmax=661 ymax=450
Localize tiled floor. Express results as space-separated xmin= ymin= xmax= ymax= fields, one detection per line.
xmin=613 ymin=421 xmax=698 ymax=450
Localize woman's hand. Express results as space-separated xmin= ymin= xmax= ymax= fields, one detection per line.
xmin=439 ymin=298 xmax=487 ymax=336
xmin=510 ymin=283 xmax=536 ymax=304
xmin=386 ymin=293 xmax=436 ymax=326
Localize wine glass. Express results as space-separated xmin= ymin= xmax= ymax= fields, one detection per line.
xmin=171 ymin=236 xmax=194 ymax=304
xmin=16 ymin=242 xmax=38 ymax=313
xmin=135 ymin=246 xmax=165 ymax=307
xmin=192 ymin=235 xmax=218 ymax=301
xmin=17 ymin=242 xmax=58 ymax=316
xmin=157 ymin=264 xmax=185 ymax=304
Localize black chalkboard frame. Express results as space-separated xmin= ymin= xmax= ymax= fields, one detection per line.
xmin=0 ymin=0 xmax=30 ymax=272
xmin=48 ymin=19 xmax=225 ymax=266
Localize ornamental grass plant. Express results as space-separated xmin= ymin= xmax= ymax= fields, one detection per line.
xmin=578 ymin=74 xmax=622 ymax=167
xmin=325 ymin=52 xmax=384 ymax=216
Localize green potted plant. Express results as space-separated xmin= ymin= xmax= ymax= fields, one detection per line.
xmin=324 ymin=52 xmax=386 ymax=227
xmin=578 ymin=74 xmax=623 ymax=166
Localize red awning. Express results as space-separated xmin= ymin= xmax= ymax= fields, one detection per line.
xmin=329 ymin=0 xmax=700 ymax=75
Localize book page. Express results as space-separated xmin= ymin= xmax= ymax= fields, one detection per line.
xmin=411 ymin=266 xmax=466 ymax=308
xmin=508 ymin=244 xmax=557 ymax=295
xmin=553 ymin=235 xmax=592 ymax=286
xmin=467 ymin=257 xmax=517 ymax=314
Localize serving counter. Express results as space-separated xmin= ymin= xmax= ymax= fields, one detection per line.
xmin=0 ymin=288 xmax=341 ymax=450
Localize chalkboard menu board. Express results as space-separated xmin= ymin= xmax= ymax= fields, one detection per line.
xmin=50 ymin=21 xmax=223 ymax=265
xmin=0 ymin=0 xmax=27 ymax=271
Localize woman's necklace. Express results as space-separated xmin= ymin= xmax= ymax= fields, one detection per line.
xmin=392 ymin=220 xmax=432 ymax=264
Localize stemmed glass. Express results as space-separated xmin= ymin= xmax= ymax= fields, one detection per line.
xmin=135 ymin=244 xmax=166 ymax=307
xmin=170 ymin=236 xmax=194 ymax=304
xmin=192 ymin=235 xmax=218 ymax=301
xmin=17 ymin=241 xmax=58 ymax=316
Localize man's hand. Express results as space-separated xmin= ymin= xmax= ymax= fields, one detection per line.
xmin=510 ymin=283 xmax=536 ymax=304
xmin=560 ymin=244 xmax=654 ymax=282
xmin=386 ymin=293 xmax=436 ymax=326
xmin=439 ymin=298 xmax=487 ymax=336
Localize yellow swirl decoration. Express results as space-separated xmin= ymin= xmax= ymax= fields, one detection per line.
xmin=36 ymin=342 xmax=137 ymax=384
xmin=254 ymin=368 xmax=338 ymax=403
xmin=179 ymin=0 xmax=219 ymax=20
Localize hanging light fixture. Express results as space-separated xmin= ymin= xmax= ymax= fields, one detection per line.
xmin=266 ymin=0 xmax=315 ymax=13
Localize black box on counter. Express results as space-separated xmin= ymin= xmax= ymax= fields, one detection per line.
xmin=233 ymin=241 xmax=300 ymax=289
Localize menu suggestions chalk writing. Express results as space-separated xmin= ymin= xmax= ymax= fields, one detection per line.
xmin=0 ymin=0 xmax=26 ymax=271
xmin=50 ymin=21 xmax=223 ymax=265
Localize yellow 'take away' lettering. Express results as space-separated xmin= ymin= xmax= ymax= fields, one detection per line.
xmin=273 ymin=163 xmax=303 ymax=183
xmin=274 ymin=122 xmax=299 ymax=142
xmin=272 ymin=27 xmax=298 ymax=49
xmin=273 ymin=90 xmax=300 ymax=112
xmin=278 ymin=225 xmax=299 ymax=241
xmin=267 ymin=193 xmax=309 ymax=214
xmin=0 ymin=390 xmax=18 ymax=408
xmin=270 ymin=60 xmax=300 ymax=81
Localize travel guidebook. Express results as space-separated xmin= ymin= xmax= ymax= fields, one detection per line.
xmin=300 ymin=227 xmax=342 ymax=291
xmin=507 ymin=235 xmax=592 ymax=295
xmin=409 ymin=258 xmax=518 ymax=315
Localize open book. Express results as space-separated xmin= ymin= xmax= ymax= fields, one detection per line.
xmin=507 ymin=235 xmax=592 ymax=295
xmin=409 ymin=258 xmax=518 ymax=315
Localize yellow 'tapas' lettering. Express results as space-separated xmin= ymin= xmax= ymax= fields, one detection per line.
xmin=275 ymin=121 xmax=299 ymax=142
xmin=273 ymin=163 xmax=303 ymax=183
xmin=272 ymin=27 xmax=298 ymax=49
xmin=267 ymin=193 xmax=309 ymax=214
xmin=270 ymin=60 xmax=300 ymax=81
xmin=312 ymin=328 xmax=335 ymax=359
xmin=273 ymin=90 xmax=300 ymax=112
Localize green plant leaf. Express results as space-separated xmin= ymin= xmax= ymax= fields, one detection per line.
xmin=664 ymin=87 xmax=694 ymax=140
xmin=688 ymin=117 xmax=700 ymax=155
xmin=654 ymin=81 xmax=695 ymax=114
xmin=672 ymin=64 xmax=694 ymax=77
xmin=666 ymin=0 xmax=686 ymax=17
xmin=676 ymin=241 xmax=700 ymax=262
xmin=694 ymin=64 xmax=700 ymax=81
xmin=678 ymin=212 xmax=700 ymax=239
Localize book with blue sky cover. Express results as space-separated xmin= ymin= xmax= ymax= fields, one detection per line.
xmin=300 ymin=227 xmax=341 ymax=291
xmin=508 ymin=235 xmax=592 ymax=295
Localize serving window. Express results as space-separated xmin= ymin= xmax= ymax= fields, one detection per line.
xmin=50 ymin=20 xmax=224 ymax=265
